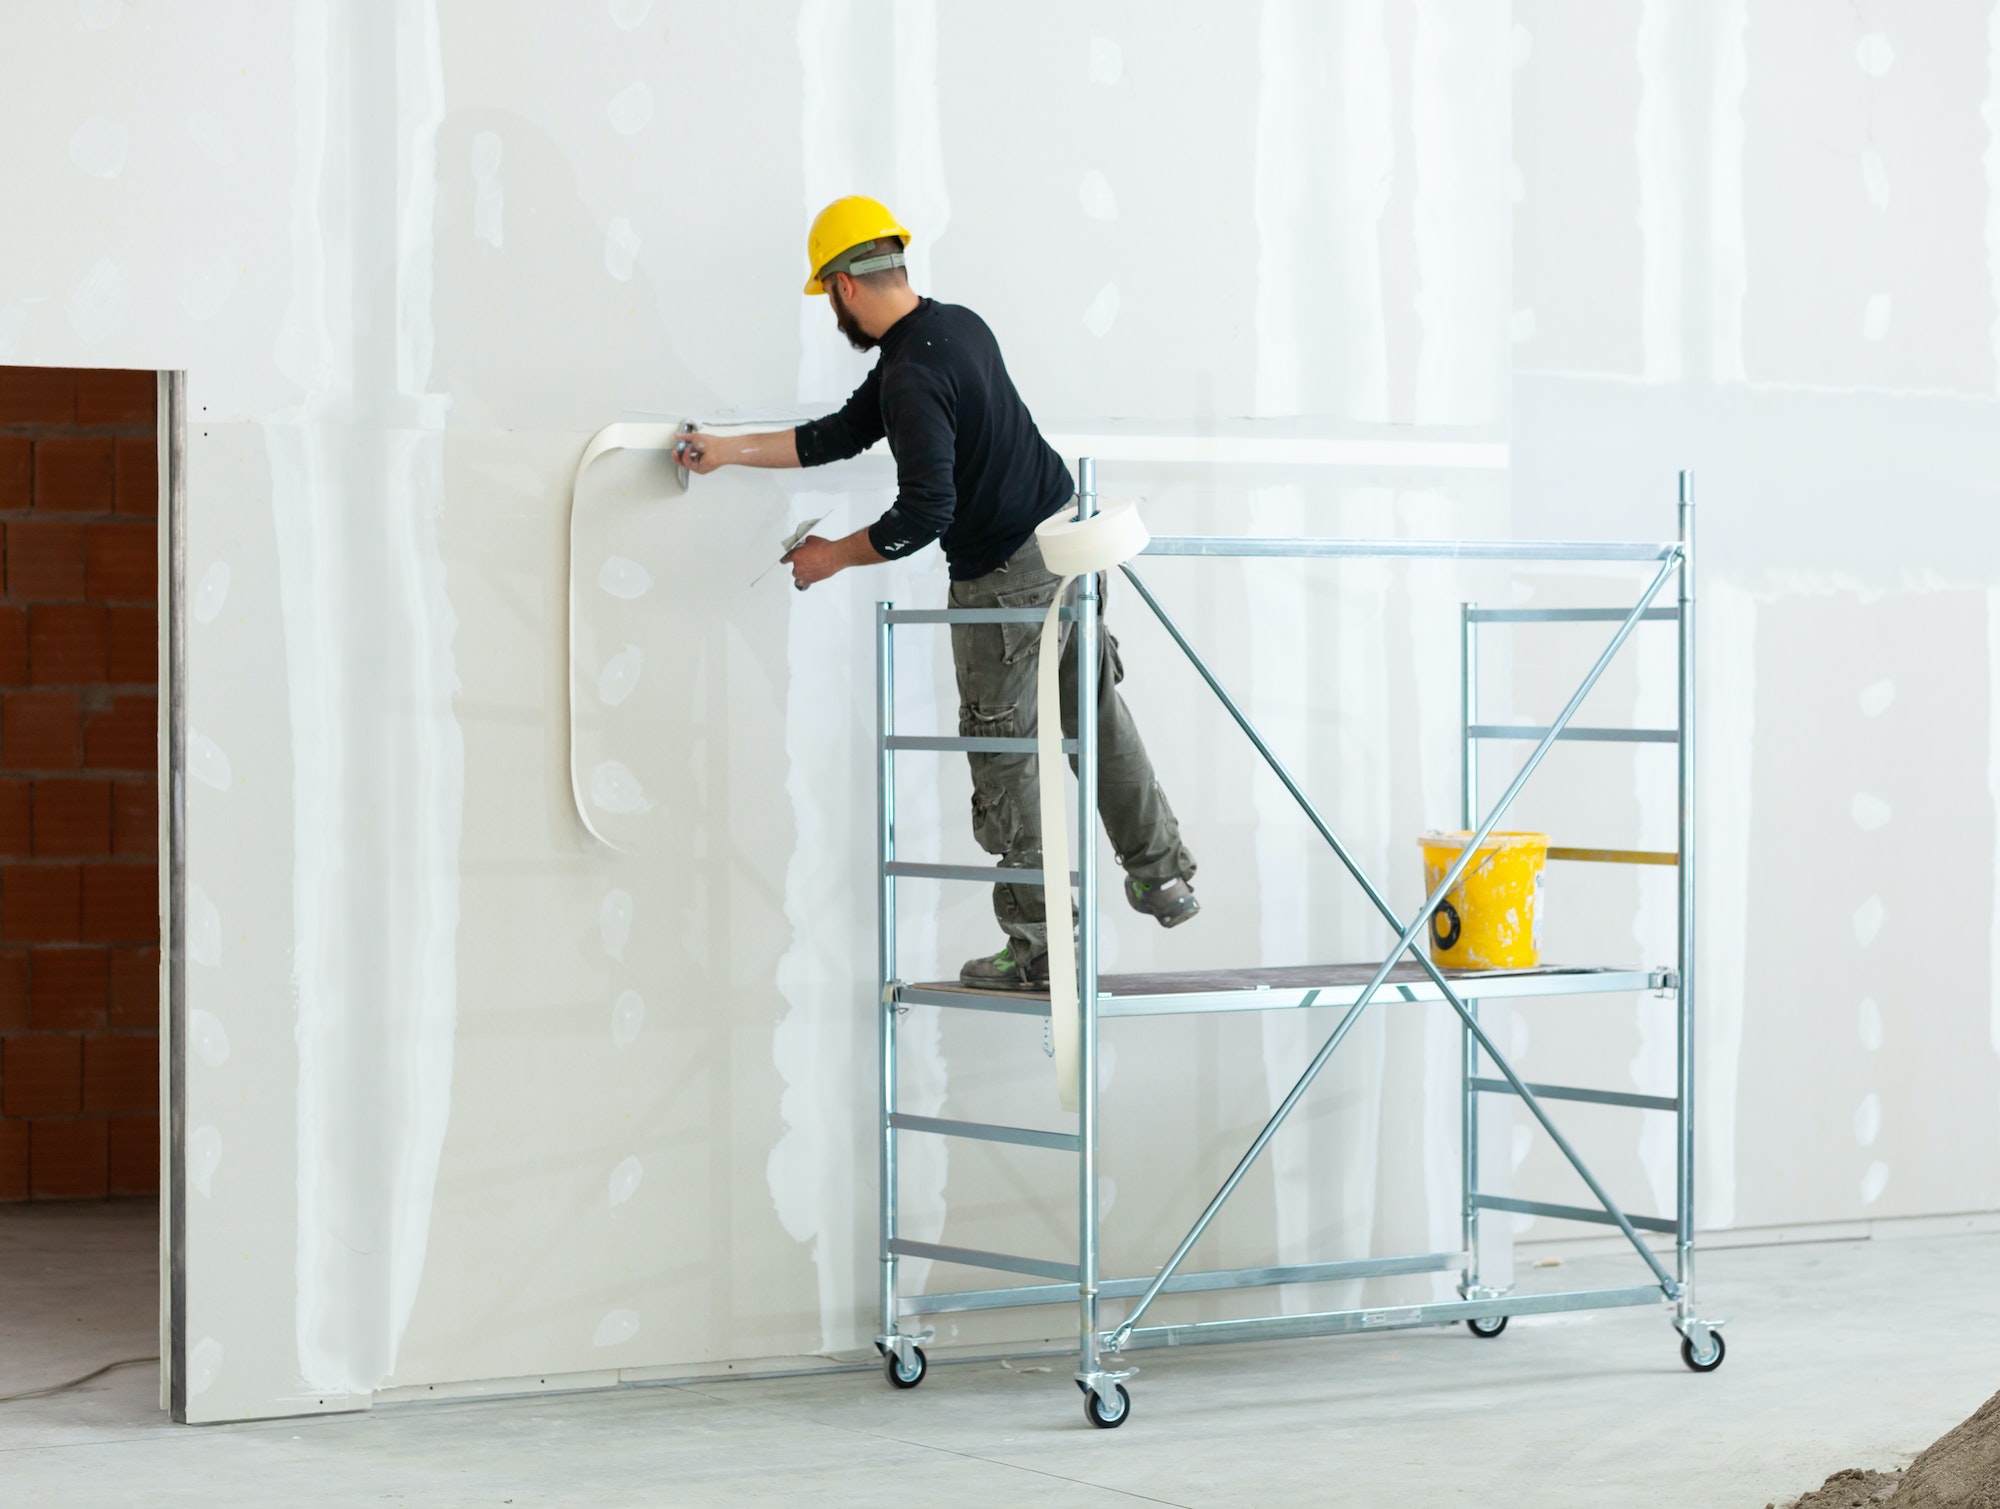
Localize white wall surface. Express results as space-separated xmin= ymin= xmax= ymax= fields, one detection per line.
xmin=1 ymin=0 xmax=1992 ymax=1423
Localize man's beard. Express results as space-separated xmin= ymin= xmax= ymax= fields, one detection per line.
xmin=830 ymin=287 xmax=878 ymax=352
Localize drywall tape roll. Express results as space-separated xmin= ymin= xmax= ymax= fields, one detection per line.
xmin=568 ymin=421 xmax=690 ymax=851
xmin=1032 ymin=497 xmax=1150 ymax=1111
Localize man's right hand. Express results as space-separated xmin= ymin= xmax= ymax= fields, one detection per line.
xmin=676 ymin=430 xmax=730 ymax=474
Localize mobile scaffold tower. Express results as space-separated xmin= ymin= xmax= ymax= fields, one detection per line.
xmin=871 ymin=461 xmax=1722 ymax=1428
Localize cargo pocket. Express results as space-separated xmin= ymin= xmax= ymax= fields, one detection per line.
xmin=969 ymin=785 xmax=1026 ymax=858
xmin=994 ymin=584 xmax=1059 ymax=665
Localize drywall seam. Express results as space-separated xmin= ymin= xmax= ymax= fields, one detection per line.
xmin=1410 ymin=0 xmax=1508 ymax=424
xmin=1636 ymin=0 xmax=1683 ymax=385
xmin=772 ymin=0 xmax=952 ymax=1346
xmin=1699 ymin=581 xmax=1756 ymax=1228
xmin=1710 ymin=0 xmax=1749 ymax=384
xmin=1245 ymin=485 xmax=1312 ymax=1308
xmin=380 ymin=0 xmax=459 ymax=1380
xmin=1252 ymin=0 xmax=1304 ymax=418
xmin=1986 ymin=4 xmax=2000 ymax=394
xmin=1339 ymin=0 xmax=1394 ymax=422
xmin=274 ymin=0 xmax=349 ymax=1400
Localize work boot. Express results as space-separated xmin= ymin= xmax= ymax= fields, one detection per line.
xmin=1126 ymin=876 xmax=1200 ymax=929
xmin=958 ymin=943 xmax=1050 ymax=990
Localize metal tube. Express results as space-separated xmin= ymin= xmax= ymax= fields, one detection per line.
xmin=1140 ymin=537 xmax=1677 ymax=562
xmin=1073 ymin=458 xmax=1102 ymax=1382
xmin=1459 ymin=601 xmax=1479 ymax=1290
xmin=163 ymin=370 xmax=188 ymax=1421
xmin=876 ymin=602 xmax=899 ymax=1344
xmin=1110 ymin=557 xmax=1682 ymax=1339
xmin=1676 ymin=470 xmax=1698 ymax=1311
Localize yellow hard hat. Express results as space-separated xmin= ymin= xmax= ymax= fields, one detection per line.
xmin=803 ymin=195 xmax=912 ymax=295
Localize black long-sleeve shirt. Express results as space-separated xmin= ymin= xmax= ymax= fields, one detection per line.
xmin=793 ymin=299 xmax=1074 ymax=580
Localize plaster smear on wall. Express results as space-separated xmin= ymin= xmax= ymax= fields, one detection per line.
xmin=766 ymin=0 xmax=951 ymax=1349
xmin=273 ymin=0 xmax=464 ymax=1396
xmin=1698 ymin=583 xmax=1755 ymax=1228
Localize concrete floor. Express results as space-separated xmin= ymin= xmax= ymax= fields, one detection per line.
xmin=4 ymin=1203 xmax=1998 ymax=1507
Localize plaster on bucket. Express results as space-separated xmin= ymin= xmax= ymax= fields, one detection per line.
xmin=1418 ymin=831 xmax=1547 ymax=970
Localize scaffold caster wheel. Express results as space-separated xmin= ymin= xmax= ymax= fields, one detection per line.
xmin=1084 ymin=1383 xmax=1131 ymax=1429
xmin=884 ymin=1346 xmax=927 ymax=1389
xmin=1680 ymin=1331 xmax=1724 ymax=1373
xmin=1466 ymin=1315 xmax=1508 ymax=1339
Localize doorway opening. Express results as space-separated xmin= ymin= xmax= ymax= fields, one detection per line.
xmin=0 ymin=365 xmax=163 ymax=1412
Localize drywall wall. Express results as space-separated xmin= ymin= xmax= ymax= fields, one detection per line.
xmin=0 ymin=0 xmax=1992 ymax=1423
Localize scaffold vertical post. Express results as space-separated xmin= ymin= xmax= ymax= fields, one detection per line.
xmin=1675 ymin=471 xmax=1697 ymax=1315
xmin=1074 ymin=458 xmax=1105 ymax=1390
xmin=1459 ymin=601 xmax=1482 ymax=1292
xmin=877 ymin=601 xmax=899 ymax=1343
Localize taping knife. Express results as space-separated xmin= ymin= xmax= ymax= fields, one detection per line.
xmin=751 ymin=515 xmax=831 ymax=587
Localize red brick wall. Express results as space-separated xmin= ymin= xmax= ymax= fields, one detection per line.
xmin=0 ymin=367 xmax=159 ymax=1201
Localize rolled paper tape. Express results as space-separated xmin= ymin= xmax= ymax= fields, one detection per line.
xmin=568 ymin=422 xmax=689 ymax=851
xmin=1031 ymin=497 xmax=1150 ymax=1110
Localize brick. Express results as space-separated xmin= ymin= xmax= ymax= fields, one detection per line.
xmin=83 ymin=1032 xmax=155 ymax=1113
xmin=86 ymin=523 xmax=155 ymax=603
xmin=2 ymin=864 xmax=80 ymax=943
xmin=30 ymin=1117 xmax=106 ymax=1198
xmin=81 ymin=864 xmax=156 ymax=944
xmin=3 ymin=1033 xmax=80 ymax=1115
xmin=113 ymin=438 xmax=157 ymax=517
xmin=0 ymin=947 xmax=26 ymax=1032
xmin=29 ymin=604 xmax=108 ymax=685
xmin=83 ymin=695 xmax=151 ymax=771
xmin=0 ymin=1118 xmax=25 ymax=1201
xmin=33 ymin=437 xmax=114 ymax=514
xmin=108 ymin=945 xmax=156 ymax=1028
xmin=106 ymin=606 xmax=153 ymax=685
xmin=6 ymin=520 xmax=87 ymax=602
xmin=74 ymin=370 xmax=154 ymax=427
xmin=3 ymin=691 xmax=81 ymax=769
xmin=0 ymin=777 xmax=27 ymax=855
xmin=111 ymin=780 xmax=155 ymax=856
xmin=0 ymin=605 xmax=26 ymax=683
xmin=0 ymin=368 xmax=73 ymax=426
xmin=0 ymin=435 xmax=30 ymax=510
xmin=33 ymin=778 xmax=109 ymax=856
xmin=107 ymin=1114 xmax=156 ymax=1195
xmin=30 ymin=945 xmax=109 ymax=1029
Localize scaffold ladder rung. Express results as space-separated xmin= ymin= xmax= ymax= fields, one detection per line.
xmin=888 ymin=1239 xmax=1079 ymax=1283
xmin=888 ymin=1113 xmax=1079 ymax=1152
xmin=1470 ymin=1194 xmax=1677 ymax=1235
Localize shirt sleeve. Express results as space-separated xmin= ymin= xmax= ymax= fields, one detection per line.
xmin=867 ymin=367 xmax=957 ymax=560
xmin=792 ymin=365 xmax=886 ymax=466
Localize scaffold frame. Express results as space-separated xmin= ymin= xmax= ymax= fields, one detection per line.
xmin=871 ymin=462 xmax=1722 ymax=1428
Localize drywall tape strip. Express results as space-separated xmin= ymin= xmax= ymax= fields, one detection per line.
xmin=568 ymin=421 xmax=690 ymax=851
xmin=1032 ymin=498 xmax=1151 ymax=1111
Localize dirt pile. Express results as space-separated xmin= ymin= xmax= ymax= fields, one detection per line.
xmin=1785 ymin=1467 xmax=1902 ymax=1508
xmin=1783 ymin=1387 xmax=2000 ymax=1508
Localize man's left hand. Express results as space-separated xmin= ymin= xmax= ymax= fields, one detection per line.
xmin=783 ymin=535 xmax=843 ymax=590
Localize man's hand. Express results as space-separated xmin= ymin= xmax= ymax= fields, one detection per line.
xmin=784 ymin=527 xmax=887 ymax=590
xmin=676 ymin=430 xmax=729 ymax=474
xmin=783 ymin=535 xmax=844 ymax=589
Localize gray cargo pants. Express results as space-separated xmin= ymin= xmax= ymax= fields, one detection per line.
xmin=948 ymin=534 xmax=1196 ymax=955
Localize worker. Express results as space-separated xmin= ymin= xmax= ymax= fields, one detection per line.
xmin=677 ymin=195 xmax=1197 ymax=989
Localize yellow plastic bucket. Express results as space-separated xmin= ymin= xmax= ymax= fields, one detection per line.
xmin=1417 ymin=831 xmax=1548 ymax=971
